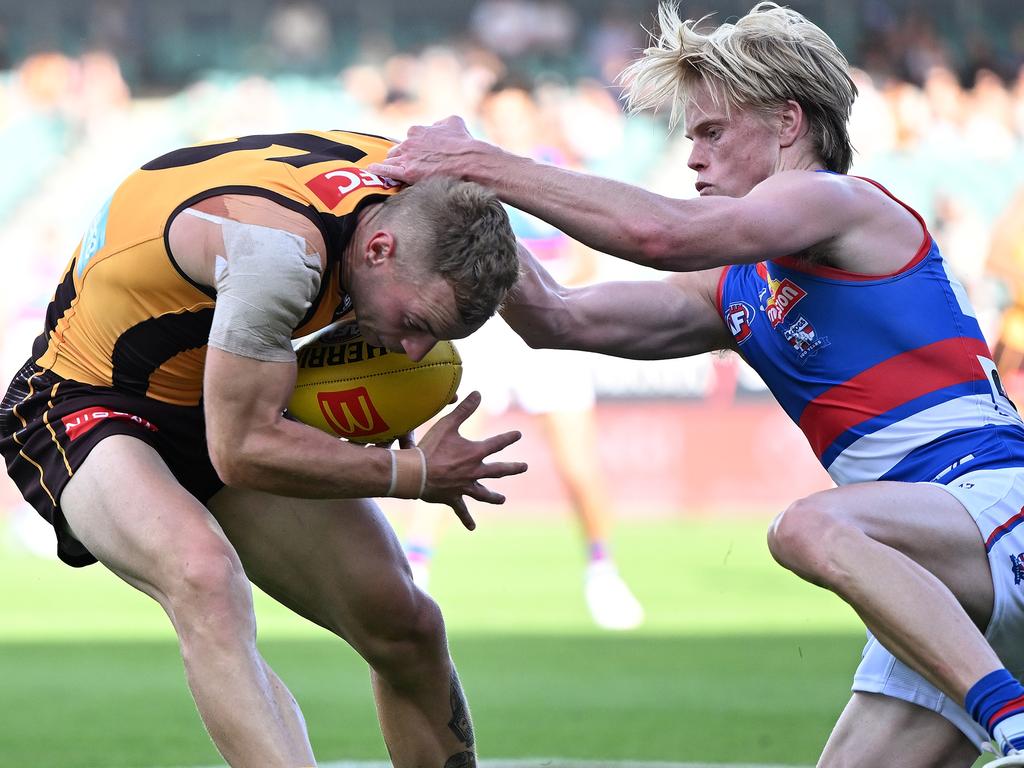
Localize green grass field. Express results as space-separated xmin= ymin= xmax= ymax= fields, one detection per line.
xmin=0 ymin=514 xmax=997 ymax=767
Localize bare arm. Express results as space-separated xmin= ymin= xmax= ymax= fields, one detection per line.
xmin=369 ymin=117 xmax=920 ymax=275
xmin=502 ymin=243 xmax=733 ymax=359
xmin=203 ymin=350 xmax=522 ymax=526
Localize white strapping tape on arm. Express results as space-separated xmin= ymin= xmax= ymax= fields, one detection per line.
xmin=184 ymin=209 xmax=323 ymax=363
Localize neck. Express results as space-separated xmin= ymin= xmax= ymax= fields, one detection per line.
xmin=778 ymin=143 xmax=826 ymax=174
xmin=340 ymin=203 xmax=383 ymax=290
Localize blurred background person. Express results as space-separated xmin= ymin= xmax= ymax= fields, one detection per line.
xmin=987 ymin=186 xmax=1024 ymax=404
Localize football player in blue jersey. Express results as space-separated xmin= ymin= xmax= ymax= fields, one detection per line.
xmin=372 ymin=3 xmax=1024 ymax=765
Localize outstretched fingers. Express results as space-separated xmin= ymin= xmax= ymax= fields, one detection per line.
xmin=446 ymin=390 xmax=483 ymax=427
xmin=450 ymin=499 xmax=476 ymax=531
xmin=478 ymin=428 xmax=523 ymax=456
xmin=476 ymin=459 xmax=527 ymax=479
xmin=464 ymin=481 xmax=507 ymax=505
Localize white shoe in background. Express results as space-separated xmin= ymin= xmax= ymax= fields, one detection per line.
xmin=584 ymin=560 xmax=644 ymax=630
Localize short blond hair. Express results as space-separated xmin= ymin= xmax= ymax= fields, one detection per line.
xmin=621 ymin=2 xmax=857 ymax=172
xmin=379 ymin=177 xmax=520 ymax=329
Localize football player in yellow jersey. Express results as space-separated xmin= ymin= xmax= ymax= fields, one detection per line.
xmin=0 ymin=130 xmax=525 ymax=767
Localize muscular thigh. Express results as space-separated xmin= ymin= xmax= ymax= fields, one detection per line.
xmin=206 ymin=486 xmax=416 ymax=641
xmin=61 ymin=435 xmax=242 ymax=603
xmin=819 ymin=692 xmax=978 ymax=768
xmin=818 ymin=481 xmax=992 ymax=627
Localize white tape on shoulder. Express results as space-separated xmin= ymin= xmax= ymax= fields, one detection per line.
xmin=188 ymin=209 xmax=323 ymax=363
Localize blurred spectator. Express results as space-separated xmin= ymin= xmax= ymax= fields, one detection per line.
xmin=264 ymin=1 xmax=332 ymax=71
xmin=470 ymin=0 xmax=577 ymax=59
xmin=987 ymin=187 xmax=1024 ymax=403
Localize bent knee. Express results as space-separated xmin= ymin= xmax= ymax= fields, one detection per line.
xmin=352 ymin=588 xmax=447 ymax=675
xmin=164 ymin=545 xmax=255 ymax=644
xmin=768 ymin=495 xmax=851 ymax=575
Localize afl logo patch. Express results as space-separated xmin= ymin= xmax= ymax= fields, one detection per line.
xmin=726 ymin=301 xmax=755 ymax=344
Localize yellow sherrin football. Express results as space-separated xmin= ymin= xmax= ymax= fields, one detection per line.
xmin=289 ymin=322 xmax=462 ymax=443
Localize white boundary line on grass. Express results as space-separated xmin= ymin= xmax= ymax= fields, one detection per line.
xmin=191 ymin=761 xmax=811 ymax=768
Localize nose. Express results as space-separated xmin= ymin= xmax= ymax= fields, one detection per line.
xmin=400 ymin=334 xmax=437 ymax=362
xmin=687 ymin=142 xmax=706 ymax=172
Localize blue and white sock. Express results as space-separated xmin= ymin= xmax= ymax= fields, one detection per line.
xmin=966 ymin=669 xmax=1024 ymax=754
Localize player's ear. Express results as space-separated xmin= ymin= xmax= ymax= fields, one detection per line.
xmin=778 ymin=99 xmax=805 ymax=148
xmin=365 ymin=230 xmax=396 ymax=267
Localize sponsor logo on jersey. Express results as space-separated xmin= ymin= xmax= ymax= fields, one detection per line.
xmin=77 ymin=196 xmax=112 ymax=276
xmin=725 ymin=301 xmax=755 ymax=344
xmin=306 ymin=167 xmax=397 ymax=208
xmin=61 ymin=407 xmax=159 ymax=441
xmin=1011 ymin=553 xmax=1024 ymax=586
xmin=765 ymin=277 xmax=807 ymax=328
xmin=783 ymin=315 xmax=830 ymax=359
xmin=316 ymin=386 xmax=389 ymax=438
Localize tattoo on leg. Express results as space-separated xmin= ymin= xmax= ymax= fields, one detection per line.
xmin=444 ymin=751 xmax=476 ymax=768
xmin=447 ymin=669 xmax=475 ymax=747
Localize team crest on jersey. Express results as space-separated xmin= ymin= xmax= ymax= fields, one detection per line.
xmin=306 ymin=166 xmax=398 ymax=209
xmin=782 ymin=316 xmax=829 ymax=359
xmin=725 ymin=301 xmax=755 ymax=344
xmin=1011 ymin=554 xmax=1024 ymax=586
xmin=765 ymin=276 xmax=807 ymax=328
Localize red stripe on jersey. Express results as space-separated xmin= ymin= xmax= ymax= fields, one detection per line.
xmin=990 ymin=694 xmax=1024 ymax=727
xmin=800 ymin=337 xmax=992 ymax=457
xmin=986 ymin=509 xmax=1024 ymax=552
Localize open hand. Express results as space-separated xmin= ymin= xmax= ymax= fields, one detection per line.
xmin=417 ymin=391 xmax=528 ymax=530
xmin=368 ymin=116 xmax=479 ymax=184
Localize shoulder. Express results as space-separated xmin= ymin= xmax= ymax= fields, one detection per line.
xmin=168 ymin=194 xmax=330 ymax=288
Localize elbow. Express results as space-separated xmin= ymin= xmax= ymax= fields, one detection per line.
xmin=208 ymin=442 xmax=242 ymax=487
xmin=515 ymin=322 xmax=554 ymax=350
xmin=624 ymin=217 xmax=683 ymax=267
xmin=208 ymin=435 xmax=258 ymax=488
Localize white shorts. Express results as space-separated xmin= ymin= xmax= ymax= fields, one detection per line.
xmin=853 ymin=467 xmax=1024 ymax=749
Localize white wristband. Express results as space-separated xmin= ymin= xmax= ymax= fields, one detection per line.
xmin=413 ymin=446 xmax=427 ymax=498
xmin=386 ymin=449 xmax=399 ymax=497
xmin=392 ymin=447 xmax=428 ymax=499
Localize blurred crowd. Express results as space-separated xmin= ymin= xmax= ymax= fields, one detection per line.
xmin=1 ymin=0 xmax=1024 ymax=400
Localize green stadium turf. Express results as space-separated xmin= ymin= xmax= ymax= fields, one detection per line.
xmin=0 ymin=514 xmax=998 ymax=767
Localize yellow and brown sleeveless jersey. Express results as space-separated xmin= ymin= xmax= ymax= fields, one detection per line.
xmin=31 ymin=129 xmax=400 ymax=406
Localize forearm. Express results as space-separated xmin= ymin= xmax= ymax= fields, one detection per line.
xmin=503 ymin=247 xmax=728 ymax=360
xmin=459 ymin=142 xmax=685 ymax=266
xmin=214 ymin=414 xmax=402 ymax=499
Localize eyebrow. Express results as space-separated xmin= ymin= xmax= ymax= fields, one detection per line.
xmin=685 ymin=118 xmax=718 ymax=141
xmin=410 ymin=314 xmax=439 ymax=338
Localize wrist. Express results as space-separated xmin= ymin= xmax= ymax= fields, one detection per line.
xmin=387 ymin=447 xmax=427 ymax=499
xmin=461 ymin=140 xmax=520 ymax=188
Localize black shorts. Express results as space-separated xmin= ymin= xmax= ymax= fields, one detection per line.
xmin=0 ymin=362 xmax=224 ymax=567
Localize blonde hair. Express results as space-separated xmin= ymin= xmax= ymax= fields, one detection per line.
xmin=621 ymin=2 xmax=857 ymax=172
xmin=379 ymin=176 xmax=520 ymax=329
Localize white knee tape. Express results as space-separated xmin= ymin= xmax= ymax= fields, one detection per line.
xmin=186 ymin=209 xmax=323 ymax=362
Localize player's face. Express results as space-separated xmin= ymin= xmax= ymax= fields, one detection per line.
xmin=683 ymin=81 xmax=782 ymax=198
xmin=349 ymin=257 xmax=469 ymax=362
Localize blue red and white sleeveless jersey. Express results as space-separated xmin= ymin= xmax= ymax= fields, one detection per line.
xmin=717 ymin=178 xmax=1024 ymax=487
